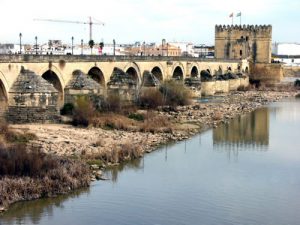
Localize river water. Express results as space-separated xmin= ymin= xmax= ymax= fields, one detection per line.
xmin=1 ymin=98 xmax=300 ymax=225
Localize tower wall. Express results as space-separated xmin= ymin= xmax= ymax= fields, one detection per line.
xmin=215 ymin=25 xmax=272 ymax=63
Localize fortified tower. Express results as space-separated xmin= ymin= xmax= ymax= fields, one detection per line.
xmin=215 ymin=25 xmax=272 ymax=63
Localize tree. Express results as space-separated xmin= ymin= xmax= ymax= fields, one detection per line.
xmin=99 ymin=42 xmax=104 ymax=49
xmin=88 ymin=40 xmax=95 ymax=55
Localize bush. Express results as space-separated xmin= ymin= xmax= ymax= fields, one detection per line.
xmin=138 ymin=88 xmax=164 ymax=109
xmin=107 ymin=93 xmax=123 ymax=112
xmin=0 ymin=152 xmax=90 ymax=208
xmin=159 ymin=80 xmax=192 ymax=106
xmin=72 ymin=96 xmax=95 ymax=127
xmin=0 ymin=144 xmax=57 ymax=177
xmin=60 ymin=103 xmax=74 ymax=115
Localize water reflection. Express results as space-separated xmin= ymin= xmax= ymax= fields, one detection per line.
xmin=107 ymin=157 xmax=143 ymax=182
xmin=270 ymin=99 xmax=300 ymax=122
xmin=213 ymin=108 xmax=270 ymax=152
xmin=2 ymin=100 xmax=300 ymax=225
xmin=0 ymin=188 xmax=90 ymax=225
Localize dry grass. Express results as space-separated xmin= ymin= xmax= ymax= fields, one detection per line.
xmin=84 ymin=142 xmax=143 ymax=164
xmin=140 ymin=111 xmax=173 ymax=133
xmin=138 ymin=88 xmax=164 ymax=109
xmin=0 ymin=119 xmax=90 ymax=209
xmin=91 ymin=113 xmax=138 ymax=130
xmin=0 ymin=120 xmax=36 ymax=144
xmin=0 ymin=158 xmax=90 ymax=208
xmin=90 ymin=111 xmax=173 ymax=133
xmin=159 ymin=80 xmax=192 ymax=106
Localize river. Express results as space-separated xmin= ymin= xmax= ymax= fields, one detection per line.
xmin=1 ymin=98 xmax=300 ymax=225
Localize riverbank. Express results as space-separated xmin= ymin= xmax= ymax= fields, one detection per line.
xmin=11 ymin=90 xmax=297 ymax=160
xmin=1 ymin=90 xmax=297 ymax=212
xmin=0 ymin=122 xmax=91 ymax=212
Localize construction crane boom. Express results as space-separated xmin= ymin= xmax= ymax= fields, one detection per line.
xmin=34 ymin=17 xmax=104 ymax=41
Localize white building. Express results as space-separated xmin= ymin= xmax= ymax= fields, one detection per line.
xmin=0 ymin=44 xmax=24 ymax=54
xmin=272 ymin=43 xmax=300 ymax=66
xmin=168 ymin=42 xmax=194 ymax=56
xmin=193 ymin=45 xmax=215 ymax=58
xmin=272 ymin=43 xmax=300 ymax=56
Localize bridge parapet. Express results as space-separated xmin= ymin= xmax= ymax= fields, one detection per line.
xmin=0 ymin=54 xmax=244 ymax=63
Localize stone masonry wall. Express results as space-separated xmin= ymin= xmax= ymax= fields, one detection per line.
xmin=250 ymin=63 xmax=283 ymax=83
xmin=7 ymin=106 xmax=59 ymax=124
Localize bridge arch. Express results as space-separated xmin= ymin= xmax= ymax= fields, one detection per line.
xmin=172 ymin=63 xmax=185 ymax=80
xmin=123 ymin=62 xmax=142 ymax=84
xmin=151 ymin=66 xmax=164 ymax=81
xmin=88 ymin=67 xmax=105 ymax=86
xmin=38 ymin=65 xmax=65 ymax=88
xmin=0 ymin=71 xmax=9 ymax=97
xmin=42 ymin=70 xmax=64 ymax=107
xmin=190 ymin=65 xmax=199 ymax=78
xmin=0 ymin=72 xmax=8 ymax=115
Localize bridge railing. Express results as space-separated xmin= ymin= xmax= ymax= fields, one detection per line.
xmin=0 ymin=54 xmax=243 ymax=63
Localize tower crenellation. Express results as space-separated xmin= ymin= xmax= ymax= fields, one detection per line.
xmin=215 ymin=24 xmax=272 ymax=33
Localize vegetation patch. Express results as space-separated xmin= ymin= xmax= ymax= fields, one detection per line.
xmin=0 ymin=120 xmax=90 ymax=209
xmin=159 ymin=80 xmax=192 ymax=106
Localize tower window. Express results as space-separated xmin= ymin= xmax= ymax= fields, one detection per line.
xmin=240 ymin=50 xmax=243 ymax=56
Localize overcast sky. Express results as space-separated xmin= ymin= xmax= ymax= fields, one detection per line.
xmin=0 ymin=0 xmax=299 ymax=45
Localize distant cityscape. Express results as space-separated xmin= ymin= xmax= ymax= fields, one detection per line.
xmin=0 ymin=40 xmax=299 ymax=66
xmin=0 ymin=40 xmax=214 ymax=58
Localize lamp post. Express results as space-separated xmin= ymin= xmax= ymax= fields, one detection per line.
xmin=167 ymin=43 xmax=169 ymax=57
xmin=113 ymin=39 xmax=116 ymax=56
xmin=19 ymin=33 xmax=22 ymax=54
xmin=186 ymin=44 xmax=188 ymax=57
xmin=35 ymin=36 xmax=38 ymax=55
xmin=71 ymin=36 xmax=74 ymax=55
xmin=162 ymin=39 xmax=166 ymax=56
xmin=81 ymin=39 xmax=83 ymax=55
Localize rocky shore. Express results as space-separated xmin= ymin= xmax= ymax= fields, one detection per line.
xmin=11 ymin=90 xmax=297 ymax=161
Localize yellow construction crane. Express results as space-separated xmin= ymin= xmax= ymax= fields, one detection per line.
xmin=34 ymin=17 xmax=105 ymax=41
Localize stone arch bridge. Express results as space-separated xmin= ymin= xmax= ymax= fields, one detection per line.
xmin=0 ymin=55 xmax=249 ymax=113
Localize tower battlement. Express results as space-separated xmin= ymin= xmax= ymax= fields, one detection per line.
xmin=215 ymin=24 xmax=272 ymax=33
